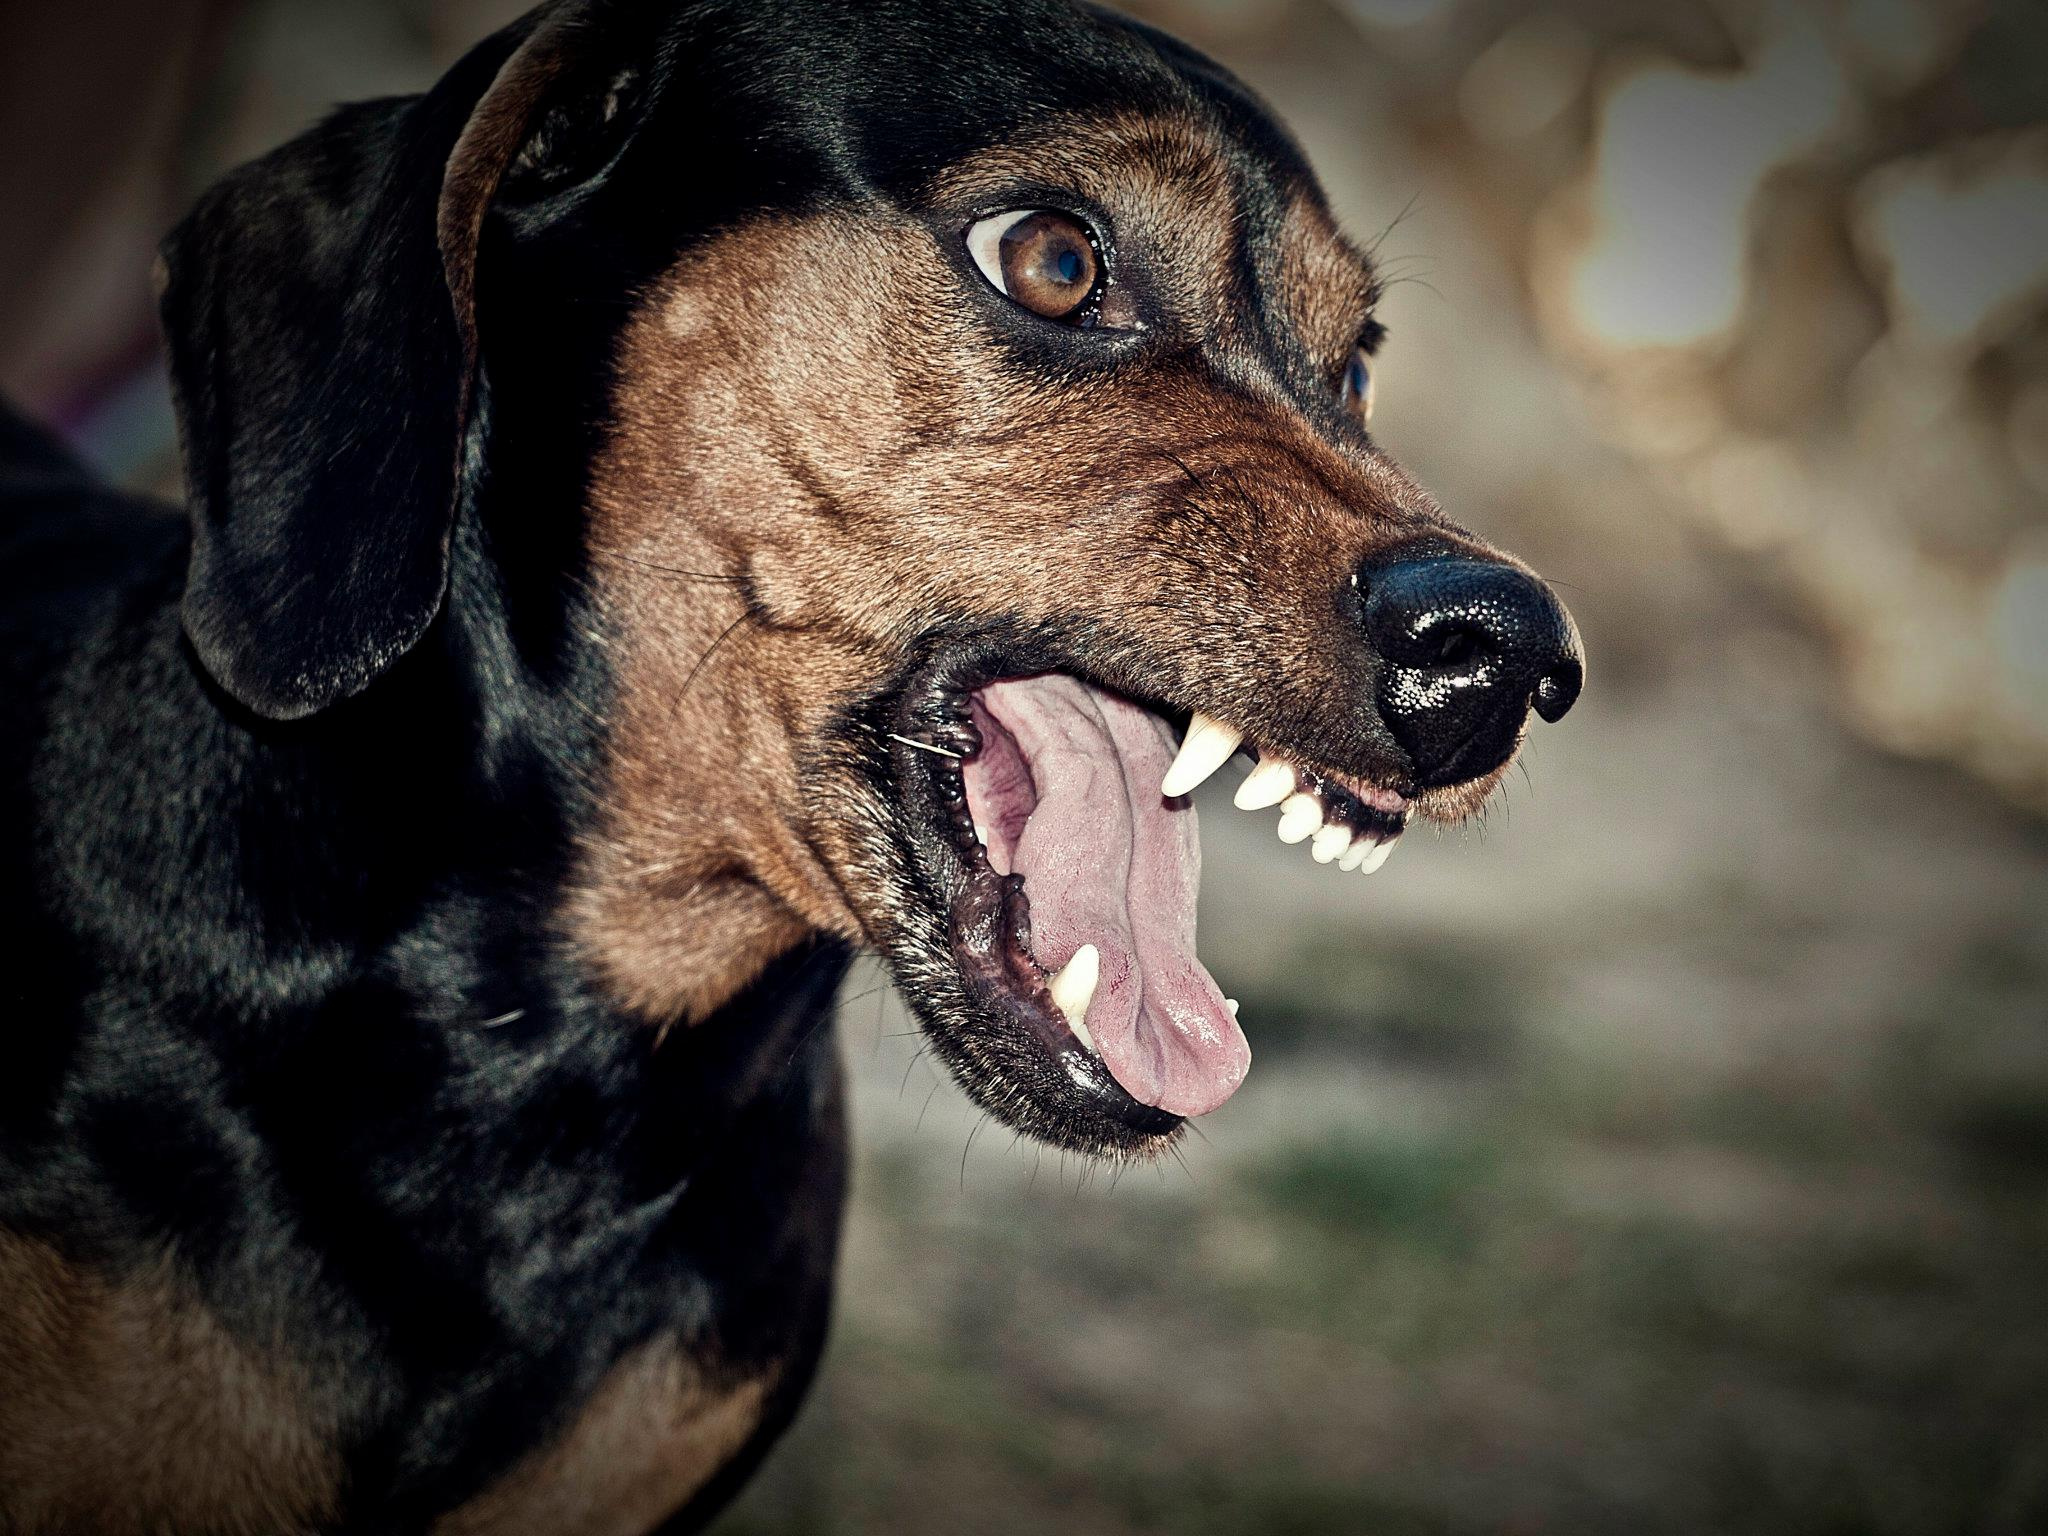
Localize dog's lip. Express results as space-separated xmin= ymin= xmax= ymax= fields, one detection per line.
xmin=891 ymin=663 xmax=1193 ymax=1136
xmin=884 ymin=648 xmax=1238 ymax=1138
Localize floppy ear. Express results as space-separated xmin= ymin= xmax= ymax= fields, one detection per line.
xmin=159 ymin=2 xmax=624 ymax=720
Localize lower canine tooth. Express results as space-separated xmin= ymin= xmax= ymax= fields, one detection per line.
xmin=1311 ymin=824 xmax=1352 ymax=864
xmin=1276 ymin=794 xmax=1323 ymax=844
xmin=1048 ymin=943 xmax=1101 ymax=1051
xmin=1356 ymin=838 xmax=1396 ymax=874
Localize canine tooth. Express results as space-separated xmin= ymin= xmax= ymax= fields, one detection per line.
xmin=1311 ymin=824 xmax=1352 ymax=864
xmin=1356 ymin=838 xmax=1396 ymax=875
xmin=1048 ymin=943 xmax=1101 ymax=1051
xmin=1276 ymin=794 xmax=1322 ymax=844
xmin=1233 ymin=758 xmax=1295 ymax=810
xmin=1161 ymin=712 xmax=1243 ymax=798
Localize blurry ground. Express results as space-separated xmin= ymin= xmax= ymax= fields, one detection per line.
xmin=3 ymin=0 xmax=2044 ymax=1532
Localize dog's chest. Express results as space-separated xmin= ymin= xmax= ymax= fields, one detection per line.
xmin=434 ymin=1345 xmax=779 ymax=1536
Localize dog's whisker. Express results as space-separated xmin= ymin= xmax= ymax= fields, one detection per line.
xmin=899 ymin=1044 xmax=930 ymax=1099
xmin=960 ymin=1113 xmax=987 ymax=1190
xmin=887 ymin=732 xmax=963 ymax=760
xmin=915 ymin=1076 xmax=944 ymax=1132
xmin=588 ymin=545 xmax=744 ymax=584
xmin=676 ymin=611 xmax=752 ymax=703
xmin=1157 ymin=447 xmax=1204 ymax=490
xmin=425 ymin=1006 xmax=529 ymax=1029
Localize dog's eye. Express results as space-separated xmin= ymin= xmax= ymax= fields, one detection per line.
xmin=1341 ymin=347 xmax=1375 ymax=423
xmin=965 ymin=210 xmax=1101 ymax=321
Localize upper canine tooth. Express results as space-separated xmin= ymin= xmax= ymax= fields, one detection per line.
xmin=1356 ymin=838 xmax=1396 ymax=875
xmin=1276 ymin=794 xmax=1323 ymax=844
xmin=1048 ymin=942 xmax=1101 ymax=1051
xmin=1161 ymin=712 xmax=1243 ymax=799
xmin=1311 ymin=824 xmax=1353 ymax=864
xmin=1233 ymin=758 xmax=1296 ymax=810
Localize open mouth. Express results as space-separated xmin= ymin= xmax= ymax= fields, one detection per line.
xmin=889 ymin=666 xmax=1412 ymax=1149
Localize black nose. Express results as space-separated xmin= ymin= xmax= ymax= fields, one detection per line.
xmin=1358 ymin=554 xmax=1582 ymax=788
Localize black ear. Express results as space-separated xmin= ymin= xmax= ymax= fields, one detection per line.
xmin=159 ymin=2 xmax=628 ymax=720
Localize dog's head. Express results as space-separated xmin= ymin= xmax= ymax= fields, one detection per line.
xmin=159 ymin=0 xmax=1581 ymax=1158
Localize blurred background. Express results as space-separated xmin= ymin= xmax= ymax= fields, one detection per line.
xmin=5 ymin=0 xmax=2045 ymax=1530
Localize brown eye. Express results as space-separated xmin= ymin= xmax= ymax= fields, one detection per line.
xmin=966 ymin=209 xmax=1101 ymax=321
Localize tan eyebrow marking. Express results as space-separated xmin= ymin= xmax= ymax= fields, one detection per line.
xmin=1276 ymin=190 xmax=1383 ymax=369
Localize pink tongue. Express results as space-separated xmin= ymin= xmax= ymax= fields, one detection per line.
xmin=963 ymin=675 xmax=1250 ymax=1117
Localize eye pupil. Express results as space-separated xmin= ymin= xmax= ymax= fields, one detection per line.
xmin=978 ymin=209 xmax=1100 ymax=321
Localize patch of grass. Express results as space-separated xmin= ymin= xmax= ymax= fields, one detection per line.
xmin=1945 ymin=1092 xmax=2048 ymax=1173
xmin=1241 ymin=1130 xmax=1499 ymax=1252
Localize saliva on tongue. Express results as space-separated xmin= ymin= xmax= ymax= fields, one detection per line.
xmin=962 ymin=674 xmax=1250 ymax=1117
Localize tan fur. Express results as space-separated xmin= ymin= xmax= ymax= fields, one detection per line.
xmin=569 ymin=107 xmax=1502 ymax=1027
xmin=0 ymin=1232 xmax=342 ymax=1536
xmin=434 ymin=1348 xmax=776 ymax=1536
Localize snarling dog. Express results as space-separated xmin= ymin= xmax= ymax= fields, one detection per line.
xmin=0 ymin=0 xmax=1581 ymax=1529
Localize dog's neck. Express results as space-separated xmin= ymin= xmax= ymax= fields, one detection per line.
xmin=437 ymin=433 xmax=856 ymax=1031
xmin=548 ymin=522 xmax=865 ymax=1030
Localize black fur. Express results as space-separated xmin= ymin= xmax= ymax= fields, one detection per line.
xmin=1 ymin=0 xmax=1330 ymax=1526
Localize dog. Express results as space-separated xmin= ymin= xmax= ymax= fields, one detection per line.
xmin=0 ymin=0 xmax=1582 ymax=1529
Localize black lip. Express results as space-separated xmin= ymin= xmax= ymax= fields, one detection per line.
xmin=884 ymin=643 xmax=1185 ymax=1149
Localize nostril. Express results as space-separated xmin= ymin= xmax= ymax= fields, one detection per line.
xmin=1533 ymin=655 xmax=1582 ymax=723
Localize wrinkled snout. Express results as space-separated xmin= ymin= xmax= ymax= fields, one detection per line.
xmin=1357 ymin=551 xmax=1583 ymax=789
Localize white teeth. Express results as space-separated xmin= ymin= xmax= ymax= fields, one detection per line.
xmin=1276 ymin=793 xmax=1323 ymax=844
xmin=1226 ymin=998 xmax=1240 ymax=1016
xmin=1310 ymin=823 xmax=1353 ymax=864
xmin=1233 ymin=758 xmax=1296 ymax=810
xmin=1048 ymin=942 xmax=1101 ymax=1053
xmin=1160 ymin=712 xmax=1243 ymax=799
xmin=1242 ymin=754 xmax=1407 ymax=875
